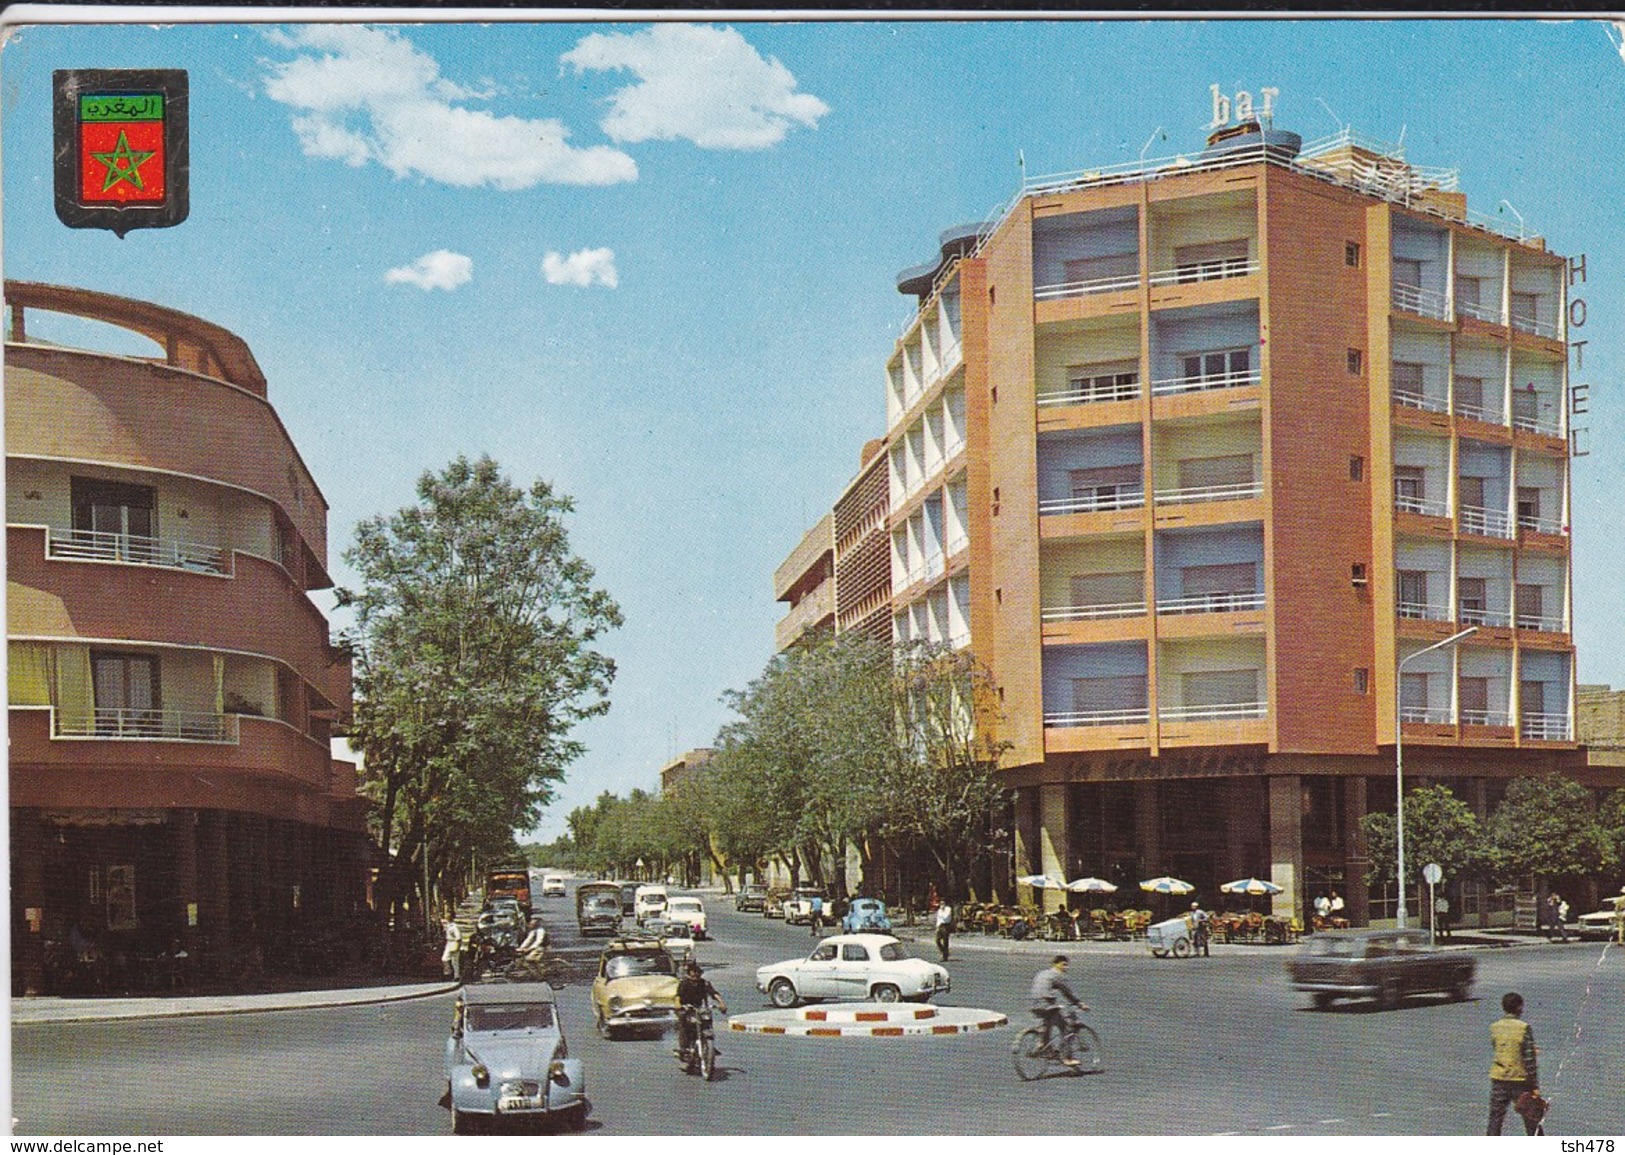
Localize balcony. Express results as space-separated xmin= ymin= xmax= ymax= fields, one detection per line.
xmin=1457 ymin=606 xmax=1512 ymax=628
xmin=1456 ymin=298 xmax=1503 ymax=325
xmin=1039 ymin=488 xmax=1145 ymax=516
xmin=54 ymin=707 xmax=239 ymax=743
xmin=1038 ymin=377 xmax=1139 ymax=408
xmin=1460 ymin=505 xmax=1515 ymax=539
xmin=898 ymin=554 xmax=947 ymax=589
xmin=46 ymin=527 xmax=230 ymax=576
xmin=1034 ymin=270 xmax=1141 ymax=302
xmin=1153 ymin=480 xmax=1262 ymax=506
xmin=1043 ymin=707 xmax=1152 ymax=728
xmin=1148 ymin=258 xmax=1258 ymax=287
xmin=1041 ymin=600 xmax=1147 ymax=623
xmin=1150 ymin=368 xmax=1261 ymax=398
xmin=1511 ymin=411 xmax=1563 ymax=438
xmin=1397 ymin=601 xmax=1452 ymax=622
xmin=1515 ymin=612 xmax=1566 ymax=633
xmin=1461 ymin=709 xmax=1513 ymax=727
xmin=1392 ymin=282 xmax=1450 ymax=321
xmin=1521 ymin=713 xmax=1571 ymax=741
xmin=1159 ymin=701 xmax=1267 ymax=723
xmin=1392 ymin=386 xmax=1449 ymax=415
xmin=1511 ymin=312 xmax=1560 ymax=341
xmin=1400 ymin=705 xmax=1454 ymax=725
xmin=1453 ymin=398 xmax=1504 ymax=425
xmin=1517 ymin=512 xmax=1565 ymax=537
xmin=1394 ymin=494 xmax=1451 ymax=519
xmin=1156 ymin=590 xmax=1265 ymax=616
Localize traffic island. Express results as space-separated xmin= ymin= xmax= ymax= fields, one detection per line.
xmin=729 ymin=1001 xmax=1006 ymax=1037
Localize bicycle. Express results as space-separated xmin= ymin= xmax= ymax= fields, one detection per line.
xmin=1012 ymin=1008 xmax=1104 ymax=1080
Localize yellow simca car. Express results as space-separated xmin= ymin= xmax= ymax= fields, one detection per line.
xmin=590 ymin=938 xmax=679 ymax=1039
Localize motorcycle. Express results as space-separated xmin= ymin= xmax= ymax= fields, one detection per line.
xmin=676 ymin=1005 xmax=719 ymax=1081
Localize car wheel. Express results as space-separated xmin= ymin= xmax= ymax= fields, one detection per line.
xmin=872 ymin=983 xmax=901 ymax=1003
xmin=768 ymin=978 xmax=798 ymax=1008
xmin=1312 ymin=992 xmax=1336 ymax=1010
xmin=451 ymin=1108 xmax=471 ymax=1135
xmin=560 ymin=1103 xmax=588 ymax=1132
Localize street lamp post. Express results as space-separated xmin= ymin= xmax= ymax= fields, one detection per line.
xmin=1395 ymin=626 xmax=1477 ymax=928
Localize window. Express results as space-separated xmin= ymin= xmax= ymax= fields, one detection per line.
xmin=1460 ymin=677 xmax=1490 ymax=722
xmin=1063 ymin=253 xmax=1138 ymax=287
xmin=1520 ymin=680 xmax=1546 ymax=716
xmin=1180 ymin=562 xmax=1257 ymax=610
xmin=1394 ymin=466 xmax=1426 ymax=508
xmin=1349 ymin=456 xmax=1365 ymax=482
xmin=1354 ymin=668 xmax=1370 ymax=695
xmin=1510 ymin=291 xmax=1539 ymax=325
xmin=1181 ymin=347 xmax=1251 ymax=385
xmin=1068 ymin=464 xmax=1142 ymax=510
xmin=71 ymin=477 xmax=157 ymax=561
xmin=1454 ymin=275 xmax=1482 ymax=307
xmin=1177 ymin=454 xmax=1254 ymax=492
xmin=1459 ymin=476 xmax=1486 ymax=510
xmin=1515 ymin=487 xmax=1541 ymax=528
xmin=1400 ymin=671 xmax=1430 ymax=711
xmin=811 ymin=944 xmax=838 ymax=962
xmin=1393 ymin=257 xmax=1423 ymax=288
xmin=91 ymin=651 xmax=161 ymax=736
xmin=1072 ymin=675 xmax=1148 ymax=715
xmin=1457 ymin=577 xmax=1487 ymax=624
xmin=1345 ymin=241 xmax=1362 ymax=267
xmin=1397 ymin=570 xmax=1429 ymax=614
xmin=1070 ymin=571 xmax=1143 ymax=608
xmin=1181 ymin=669 xmax=1259 ymax=708
xmin=1351 ymin=563 xmax=1368 ymax=587
xmin=840 ymin=944 xmax=869 ymax=962
xmin=1516 ymin=584 xmax=1545 ymax=629
xmin=1066 ymin=360 xmax=1139 ymax=403
xmin=1455 ymin=375 xmax=1486 ymax=419
xmin=1392 ymin=361 xmax=1425 ymax=403
xmin=1347 ymin=348 xmax=1364 ymax=374
xmin=1172 ymin=239 xmax=1249 ymax=282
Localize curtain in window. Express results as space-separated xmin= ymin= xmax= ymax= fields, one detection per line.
xmin=8 ymin=641 xmax=54 ymax=706
xmin=54 ymin=645 xmax=93 ymax=732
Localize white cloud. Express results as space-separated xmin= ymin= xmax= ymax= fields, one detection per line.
xmin=561 ymin=24 xmax=829 ymax=150
xmin=385 ymin=250 xmax=474 ymax=291
xmin=264 ymin=25 xmax=637 ymax=188
xmin=542 ymin=248 xmax=619 ymax=288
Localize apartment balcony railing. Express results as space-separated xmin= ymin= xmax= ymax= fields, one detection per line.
xmin=46 ymin=527 xmax=230 ymax=575
xmin=1392 ymin=281 xmax=1450 ymax=321
xmin=945 ymin=531 xmax=970 ymax=556
xmin=947 ymin=628 xmax=971 ymax=650
xmin=1521 ymin=713 xmax=1572 ymax=741
xmin=1456 ymin=299 xmax=1503 ymax=325
xmin=1453 ymin=400 xmax=1504 ymax=424
xmin=1153 ymin=480 xmax=1262 ymax=506
xmin=54 ymin=708 xmax=240 ymax=743
xmin=1517 ymin=512 xmax=1564 ymax=536
xmin=1148 ymin=258 xmax=1259 ymax=287
xmin=1159 ymin=701 xmax=1268 ymax=722
xmin=1041 ymin=601 xmax=1147 ymax=623
xmin=1039 ymin=488 xmax=1145 ymax=516
xmin=1400 ymin=705 xmax=1454 ymax=725
xmin=1511 ymin=411 xmax=1563 ymax=437
xmin=1392 ymin=386 xmax=1450 ymax=414
xmin=1511 ymin=313 xmax=1560 ymax=341
xmin=1037 ymin=378 xmax=1139 ymax=407
xmin=899 ymin=555 xmax=947 ymax=588
xmin=1156 ymin=590 xmax=1265 ymax=616
xmin=1149 ymin=368 xmax=1261 ymax=397
xmin=1460 ymin=505 xmax=1515 ymax=539
xmin=1457 ymin=606 xmax=1512 ymax=628
xmin=1033 ymin=270 xmax=1142 ymax=301
xmin=1516 ymin=613 xmax=1566 ymax=633
xmin=1397 ymin=601 xmax=1452 ymax=622
xmin=1461 ymin=708 xmax=1513 ymax=727
xmin=1043 ymin=707 xmax=1151 ymax=728
xmin=1395 ymin=494 xmax=1451 ymax=519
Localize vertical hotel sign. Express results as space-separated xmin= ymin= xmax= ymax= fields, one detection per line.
xmin=54 ymin=69 xmax=188 ymax=237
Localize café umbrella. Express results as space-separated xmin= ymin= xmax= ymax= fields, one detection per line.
xmin=1067 ymin=877 xmax=1119 ymax=893
xmin=1138 ymin=876 xmax=1196 ymax=895
xmin=1220 ymin=877 xmax=1283 ymax=896
xmin=1016 ymin=874 xmax=1069 ymax=890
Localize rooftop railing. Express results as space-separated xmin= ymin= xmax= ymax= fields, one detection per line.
xmin=47 ymin=527 xmax=229 ymax=575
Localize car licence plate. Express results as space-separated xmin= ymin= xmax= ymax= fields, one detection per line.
xmin=499 ymin=1095 xmax=542 ymax=1112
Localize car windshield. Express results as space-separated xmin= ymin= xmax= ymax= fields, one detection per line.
xmin=878 ymin=943 xmax=909 ymax=962
xmin=586 ymin=896 xmax=619 ymax=911
xmin=670 ymin=900 xmax=699 ymax=912
xmin=605 ymin=952 xmax=674 ymax=979
xmin=466 ymin=1003 xmax=554 ymax=1032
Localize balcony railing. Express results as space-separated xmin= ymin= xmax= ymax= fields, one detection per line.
xmin=1511 ymin=313 xmax=1560 ymax=341
xmin=1400 ymin=705 xmax=1454 ymax=725
xmin=1521 ymin=713 xmax=1571 ymax=741
xmin=1150 ymin=368 xmax=1261 ymax=397
xmin=1511 ymin=411 xmax=1563 ymax=438
xmin=1516 ymin=613 xmax=1566 ymax=633
xmin=1153 ymin=480 xmax=1262 ymax=506
xmin=47 ymin=527 xmax=230 ymax=576
xmin=1159 ymin=701 xmax=1267 ymax=723
xmin=899 ymin=554 xmax=947 ymax=588
xmin=1461 ymin=709 xmax=1512 ymax=728
xmin=1037 ymin=378 xmax=1139 ymax=407
xmin=1457 ymin=606 xmax=1512 ymax=628
xmin=1392 ymin=281 xmax=1450 ymax=321
xmin=1392 ymin=386 xmax=1449 ymax=414
xmin=1397 ymin=601 xmax=1452 ymax=622
xmin=1043 ymin=707 xmax=1151 ymax=728
xmin=1517 ymin=513 xmax=1564 ymax=537
xmin=1456 ymin=298 xmax=1503 ymax=325
xmin=1148 ymin=258 xmax=1258 ymax=287
xmin=945 ymin=531 xmax=970 ymax=557
xmin=1460 ymin=505 xmax=1515 ymax=539
xmin=1453 ymin=400 xmax=1504 ymax=424
xmin=1395 ymin=493 xmax=1451 ymax=519
xmin=1033 ymin=270 xmax=1142 ymax=301
xmin=1039 ymin=489 xmax=1144 ymax=516
xmin=1041 ymin=601 xmax=1147 ymax=623
xmin=54 ymin=708 xmax=240 ymax=743
xmin=1156 ymin=590 xmax=1265 ymax=616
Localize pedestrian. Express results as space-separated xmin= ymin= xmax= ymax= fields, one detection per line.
xmin=809 ymin=893 xmax=824 ymax=937
xmin=1486 ymin=991 xmax=1542 ymax=1136
xmin=1542 ymin=894 xmax=1560 ymax=942
xmin=1553 ymin=894 xmax=1570 ymax=942
xmin=441 ymin=914 xmax=464 ymax=981
xmin=1329 ymin=890 xmax=1345 ymax=921
xmin=1314 ymin=893 xmax=1331 ymax=920
xmin=934 ymin=900 xmax=954 ymax=961
xmin=1435 ymin=893 xmax=1452 ymax=939
xmin=1188 ymin=901 xmax=1211 ymax=956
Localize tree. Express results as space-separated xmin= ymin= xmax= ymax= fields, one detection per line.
xmin=1487 ymin=776 xmax=1615 ymax=883
xmin=341 ymin=455 xmax=621 ymax=921
xmin=1599 ymin=789 xmax=1625 ymax=883
xmin=1361 ymin=784 xmax=1486 ymax=888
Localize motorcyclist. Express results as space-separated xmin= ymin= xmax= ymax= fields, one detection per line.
xmin=674 ymin=959 xmax=728 ymax=1061
xmin=1029 ymin=955 xmax=1088 ymax=1065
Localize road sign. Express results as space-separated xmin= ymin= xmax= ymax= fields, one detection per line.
xmin=1422 ymin=863 xmax=1443 ymax=885
xmin=54 ymin=69 xmax=189 ymax=237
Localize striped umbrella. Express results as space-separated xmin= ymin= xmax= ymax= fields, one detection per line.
xmin=1066 ymin=877 xmax=1119 ymax=893
xmin=1138 ymin=876 xmax=1196 ymax=895
xmin=1220 ymin=877 xmax=1284 ymax=896
xmin=1016 ymin=874 xmax=1069 ymax=890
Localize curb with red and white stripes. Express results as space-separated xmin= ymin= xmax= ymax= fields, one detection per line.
xmin=729 ymin=1001 xmax=1006 ymax=1038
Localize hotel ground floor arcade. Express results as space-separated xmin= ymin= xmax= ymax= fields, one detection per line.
xmin=1004 ymin=745 xmax=1592 ymax=928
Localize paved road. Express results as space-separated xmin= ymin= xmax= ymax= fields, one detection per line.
xmin=13 ymin=883 xmax=1624 ymax=1136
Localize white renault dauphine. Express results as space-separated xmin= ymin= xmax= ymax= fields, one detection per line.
xmin=756 ymin=933 xmax=950 ymax=1008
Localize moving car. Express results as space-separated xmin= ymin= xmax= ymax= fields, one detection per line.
xmin=665 ymin=896 xmax=708 ymax=939
xmin=445 ymin=982 xmax=586 ymax=1133
xmin=842 ymin=897 xmax=892 ymax=934
xmin=634 ymin=884 xmax=669 ymax=923
xmin=541 ymin=875 xmax=567 ymax=898
xmin=575 ymin=881 xmax=623 ymax=937
xmin=735 ymin=883 xmax=769 ymax=913
xmin=638 ymin=918 xmax=695 ymax=961
xmin=762 ymin=888 xmax=789 ymax=919
xmin=590 ymin=938 xmax=679 ymax=1038
xmin=756 ymin=933 xmax=951 ymax=1008
xmin=783 ymin=886 xmax=830 ymax=926
xmin=1287 ymin=928 xmax=1476 ymax=1009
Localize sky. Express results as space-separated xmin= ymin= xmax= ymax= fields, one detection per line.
xmin=4 ymin=13 xmax=1623 ymax=842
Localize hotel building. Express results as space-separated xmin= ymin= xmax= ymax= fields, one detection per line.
xmin=778 ymin=119 xmax=1610 ymax=925
xmin=7 ymin=281 xmax=368 ymax=991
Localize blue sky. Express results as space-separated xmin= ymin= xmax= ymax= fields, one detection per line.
xmin=5 ymin=15 xmax=1623 ymax=840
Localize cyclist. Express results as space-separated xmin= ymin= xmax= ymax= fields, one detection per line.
xmin=675 ymin=959 xmax=728 ymax=1062
xmin=1030 ymin=954 xmax=1088 ymax=1064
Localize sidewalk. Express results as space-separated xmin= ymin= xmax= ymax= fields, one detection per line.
xmin=891 ymin=925 xmax=1557 ymax=959
xmin=12 ymin=979 xmax=460 ymax=1025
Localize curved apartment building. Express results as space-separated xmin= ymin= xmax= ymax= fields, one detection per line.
xmin=7 ymin=281 xmax=367 ymax=992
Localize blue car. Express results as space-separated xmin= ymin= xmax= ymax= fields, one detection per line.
xmin=446 ymin=982 xmax=587 ymax=1133
xmin=843 ymin=897 xmax=893 ymax=934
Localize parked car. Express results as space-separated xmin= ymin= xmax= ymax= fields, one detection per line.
xmin=1575 ymin=895 xmax=1625 ymax=940
xmin=735 ymin=883 xmax=769 ymax=913
xmin=842 ymin=897 xmax=893 ymax=934
xmin=1287 ymin=928 xmax=1476 ymax=1009
xmin=541 ymin=875 xmax=567 ymax=898
xmin=634 ymin=884 xmax=669 ymax=923
xmin=762 ymin=888 xmax=789 ymax=919
xmin=445 ymin=982 xmax=586 ymax=1133
xmin=756 ymin=933 xmax=951 ymax=1008
xmin=665 ymin=896 xmax=708 ymax=939
xmin=783 ymin=886 xmax=830 ymax=926
xmin=590 ymin=938 xmax=679 ymax=1038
